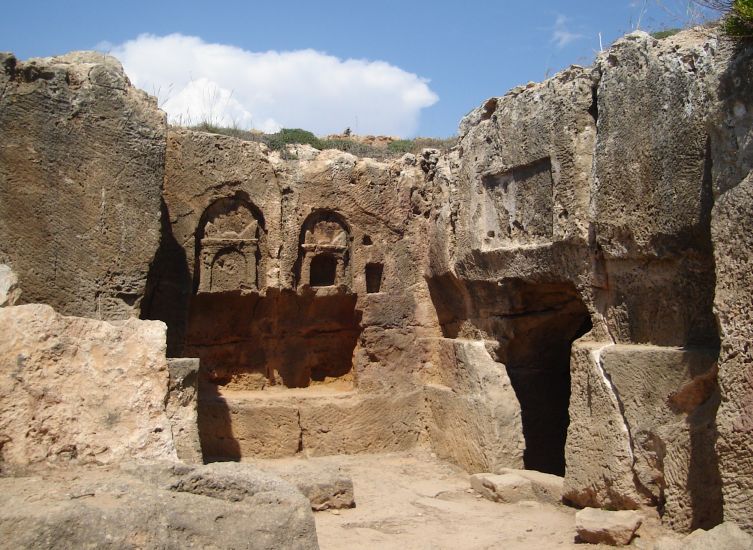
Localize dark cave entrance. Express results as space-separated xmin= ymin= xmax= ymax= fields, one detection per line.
xmin=427 ymin=275 xmax=592 ymax=476
xmin=501 ymin=288 xmax=592 ymax=476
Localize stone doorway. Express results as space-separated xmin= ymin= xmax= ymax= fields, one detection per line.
xmin=498 ymin=283 xmax=592 ymax=475
xmin=427 ymin=275 xmax=592 ymax=475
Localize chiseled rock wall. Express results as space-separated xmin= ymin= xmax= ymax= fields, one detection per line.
xmin=431 ymin=28 xmax=746 ymax=532
xmin=0 ymin=304 xmax=177 ymax=469
xmin=1 ymin=24 xmax=752 ymax=537
xmin=589 ymin=30 xmax=720 ymax=347
xmin=564 ymin=343 xmax=721 ymax=531
xmin=713 ymin=175 xmax=753 ymax=532
xmin=0 ymin=51 xmax=165 ymax=320
xmin=707 ymin=34 xmax=753 ymax=533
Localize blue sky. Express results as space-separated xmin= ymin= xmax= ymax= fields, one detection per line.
xmin=1 ymin=1 xmax=716 ymax=137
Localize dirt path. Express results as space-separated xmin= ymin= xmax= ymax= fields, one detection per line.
xmin=259 ymin=451 xmax=667 ymax=550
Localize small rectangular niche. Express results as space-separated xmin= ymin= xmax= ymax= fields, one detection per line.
xmin=310 ymin=254 xmax=337 ymax=287
xmin=365 ymin=263 xmax=384 ymax=294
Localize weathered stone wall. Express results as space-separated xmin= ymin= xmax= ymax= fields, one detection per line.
xmin=428 ymin=28 xmax=748 ymax=532
xmin=713 ymin=173 xmax=753 ymax=534
xmin=0 ymin=52 xmax=165 ymax=320
xmin=589 ymin=31 xmax=719 ymax=348
xmin=149 ymin=130 xmax=456 ymax=459
xmin=1 ymin=25 xmax=752 ymax=536
xmin=707 ymin=37 xmax=753 ymax=533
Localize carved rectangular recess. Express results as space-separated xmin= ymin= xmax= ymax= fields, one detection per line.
xmin=480 ymin=156 xmax=554 ymax=244
xmin=365 ymin=263 xmax=383 ymax=294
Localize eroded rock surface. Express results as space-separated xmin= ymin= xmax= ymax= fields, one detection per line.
xmin=253 ymin=459 xmax=356 ymax=511
xmin=564 ymin=343 xmax=721 ymax=531
xmin=0 ymin=304 xmax=176 ymax=469
xmin=470 ymin=472 xmax=536 ymax=504
xmin=575 ymin=507 xmax=643 ymax=546
xmin=0 ymin=264 xmax=20 ymax=307
xmin=0 ymin=462 xmax=319 ymax=550
xmin=712 ymin=173 xmax=753 ymax=534
xmin=655 ymin=522 xmax=753 ymax=550
xmin=1 ymin=23 xmax=752 ymax=544
xmin=0 ymin=52 xmax=165 ymax=319
xmin=166 ymin=358 xmax=202 ymax=464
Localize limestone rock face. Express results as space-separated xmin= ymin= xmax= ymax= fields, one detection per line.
xmin=428 ymin=52 xmax=600 ymax=481
xmin=713 ymin=173 xmax=753 ymax=534
xmin=564 ymin=342 xmax=641 ymax=510
xmin=708 ymin=36 xmax=753 ymax=535
xmin=454 ymin=64 xmax=596 ymax=252
xmin=655 ymin=522 xmax=753 ymax=550
xmin=0 ymin=264 xmax=20 ymax=307
xmin=590 ymin=30 xmax=720 ymax=347
xmin=0 ymin=304 xmax=176 ymax=469
xmin=425 ymin=339 xmax=524 ymax=473
xmin=0 ymin=462 xmax=319 ymax=550
xmin=0 ymin=52 xmax=165 ymax=320
xmin=565 ymin=342 xmax=721 ymax=531
xmin=166 ymin=358 xmax=202 ymax=464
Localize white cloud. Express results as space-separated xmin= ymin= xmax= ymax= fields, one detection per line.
xmin=551 ymin=15 xmax=585 ymax=49
xmin=105 ymin=33 xmax=439 ymax=137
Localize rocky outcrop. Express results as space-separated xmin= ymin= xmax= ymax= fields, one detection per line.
xmin=564 ymin=343 xmax=721 ymax=530
xmin=0 ymin=264 xmax=20 ymax=307
xmin=430 ymin=28 xmax=740 ymax=533
xmin=708 ymin=35 xmax=753 ymax=534
xmin=589 ymin=30 xmax=720 ymax=347
xmin=166 ymin=358 xmax=202 ymax=464
xmin=0 ymin=304 xmax=176 ymax=469
xmin=1 ymin=22 xmax=753 ymax=542
xmin=0 ymin=52 xmax=165 ymax=320
xmin=0 ymin=462 xmax=319 ymax=549
xmin=655 ymin=522 xmax=753 ymax=550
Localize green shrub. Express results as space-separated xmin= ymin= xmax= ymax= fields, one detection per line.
xmin=725 ymin=0 xmax=753 ymax=36
xmin=651 ymin=28 xmax=683 ymax=39
xmin=264 ymin=128 xmax=324 ymax=150
xmin=190 ymin=122 xmax=260 ymax=141
xmin=695 ymin=0 xmax=753 ymax=37
xmin=386 ymin=140 xmax=414 ymax=154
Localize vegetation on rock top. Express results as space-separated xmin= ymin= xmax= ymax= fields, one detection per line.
xmin=696 ymin=0 xmax=753 ymax=37
xmin=186 ymin=122 xmax=456 ymax=160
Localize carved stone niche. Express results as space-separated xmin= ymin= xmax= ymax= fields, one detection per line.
xmin=298 ymin=211 xmax=351 ymax=289
xmin=197 ymin=198 xmax=263 ymax=293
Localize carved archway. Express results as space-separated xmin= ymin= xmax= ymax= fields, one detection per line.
xmin=297 ymin=210 xmax=351 ymax=289
xmin=196 ymin=197 xmax=264 ymax=293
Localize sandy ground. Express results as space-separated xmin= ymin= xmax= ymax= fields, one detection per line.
xmin=258 ymin=451 xmax=672 ymax=550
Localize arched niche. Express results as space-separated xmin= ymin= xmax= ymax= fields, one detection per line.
xmin=297 ymin=210 xmax=351 ymax=289
xmin=196 ymin=196 xmax=264 ymax=293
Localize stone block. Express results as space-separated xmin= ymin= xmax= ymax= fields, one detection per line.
xmin=575 ymin=507 xmax=642 ymax=546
